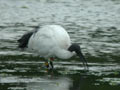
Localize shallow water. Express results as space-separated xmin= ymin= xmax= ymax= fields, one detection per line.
xmin=0 ymin=0 xmax=120 ymax=90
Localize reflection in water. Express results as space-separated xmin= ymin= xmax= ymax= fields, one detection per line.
xmin=27 ymin=77 xmax=72 ymax=90
xmin=69 ymin=74 xmax=86 ymax=90
xmin=0 ymin=69 xmax=89 ymax=90
xmin=26 ymin=75 xmax=90 ymax=90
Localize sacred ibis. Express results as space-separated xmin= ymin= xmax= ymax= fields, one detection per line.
xmin=18 ymin=25 xmax=88 ymax=70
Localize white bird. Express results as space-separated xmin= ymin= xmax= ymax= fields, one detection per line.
xmin=18 ymin=25 xmax=88 ymax=70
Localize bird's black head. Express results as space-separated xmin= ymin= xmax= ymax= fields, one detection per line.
xmin=68 ymin=43 xmax=88 ymax=70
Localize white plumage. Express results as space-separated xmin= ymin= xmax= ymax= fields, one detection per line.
xmin=28 ymin=25 xmax=75 ymax=59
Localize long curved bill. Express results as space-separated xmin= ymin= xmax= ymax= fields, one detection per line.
xmin=78 ymin=51 xmax=89 ymax=70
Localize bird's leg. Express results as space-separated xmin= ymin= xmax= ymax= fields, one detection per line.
xmin=44 ymin=57 xmax=54 ymax=70
xmin=49 ymin=57 xmax=54 ymax=69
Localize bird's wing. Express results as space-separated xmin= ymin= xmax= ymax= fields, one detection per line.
xmin=27 ymin=25 xmax=71 ymax=57
xmin=18 ymin=31 xmax=34 ymax=48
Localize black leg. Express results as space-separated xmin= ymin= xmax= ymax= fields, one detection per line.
xmin=50 ymin=61 xmax=54 ymax=69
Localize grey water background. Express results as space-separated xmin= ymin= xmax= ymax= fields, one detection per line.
xmin=0 ymin=0 xmax=120 ymax=90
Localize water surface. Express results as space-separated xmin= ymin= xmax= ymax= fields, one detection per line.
xmin=0 ymin=0 xmax=120 ymax=90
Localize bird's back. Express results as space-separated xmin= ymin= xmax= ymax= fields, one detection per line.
xmin=28 ymin=25 xmax=71 ymax=57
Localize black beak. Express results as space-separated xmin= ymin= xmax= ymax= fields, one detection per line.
xmin=77 ymin=51 xmax=89 ymax=70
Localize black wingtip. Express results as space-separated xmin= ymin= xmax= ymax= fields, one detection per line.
xmin=18 ymin=25 xmax=40 ymax=49
xmin=18 ymin=32 xmax=34 ymax=48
